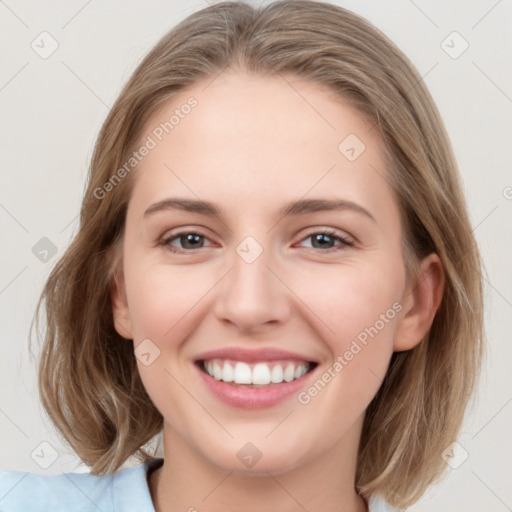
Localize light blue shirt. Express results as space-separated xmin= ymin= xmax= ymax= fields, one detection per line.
xmin=0 ymin=457 xmax=397 ymax=511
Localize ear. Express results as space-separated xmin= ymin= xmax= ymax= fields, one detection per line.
xmin=110 ymin=261 xmax=133 ymax=340
xmin=393 ymin=253 xmax=445 ymax=352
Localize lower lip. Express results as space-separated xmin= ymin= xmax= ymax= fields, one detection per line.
xmin=195 ymin=363 xmax=316 ymax=409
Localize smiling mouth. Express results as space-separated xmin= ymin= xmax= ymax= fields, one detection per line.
xmin=196 ymin=359 xmax=318 ymax=387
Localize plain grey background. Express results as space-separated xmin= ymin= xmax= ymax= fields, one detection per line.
xmin=1 ymin=1 xmax=511 ymax=511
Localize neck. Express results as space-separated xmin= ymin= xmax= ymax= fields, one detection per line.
xmin=150 ymin=415 xmax=368 ymax=512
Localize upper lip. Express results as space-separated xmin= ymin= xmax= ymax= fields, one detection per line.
xmin=195 ymin=347 xmax=318 ymax=364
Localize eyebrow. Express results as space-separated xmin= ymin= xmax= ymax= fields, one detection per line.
xmin=143 ymin=197 xmax=376 ymax=222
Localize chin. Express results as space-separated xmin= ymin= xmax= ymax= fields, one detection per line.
xmin=202 ymin=437 xmax=310 ymax=476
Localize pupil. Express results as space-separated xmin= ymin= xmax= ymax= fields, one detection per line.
xmin=182 ymin=233 xmax=202 ymax=249
xmin=313 ymin=233 xmax=333 ymax=248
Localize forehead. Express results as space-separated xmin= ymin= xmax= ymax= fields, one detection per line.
xmin=127 ymin=71 xmax=396 ymax=221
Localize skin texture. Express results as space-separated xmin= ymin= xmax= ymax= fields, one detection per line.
xmin=111 ymin=71 xmax=444 ymax=512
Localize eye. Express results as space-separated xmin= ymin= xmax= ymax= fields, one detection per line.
xmin=297 ymin=229 xmax=354 ymax=252
xmin=160 ymin=228 xmax=354 ymax=254
xmin=160 ymin=231 xmax=214 ymax=253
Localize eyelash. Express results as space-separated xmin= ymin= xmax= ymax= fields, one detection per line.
xmin=160 ymin=229 xmax=354 ymax=254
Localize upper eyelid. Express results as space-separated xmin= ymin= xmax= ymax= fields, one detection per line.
xmin=296 ymin=230 xmax=354 ymax=249
xmin=301 ymin=227 xmax=352 ymax=239
xmin=161 ymin=230 xmax=216 ymax=247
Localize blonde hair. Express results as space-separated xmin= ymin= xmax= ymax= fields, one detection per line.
xmin=30 ymin=1 xmax=483 ymax=508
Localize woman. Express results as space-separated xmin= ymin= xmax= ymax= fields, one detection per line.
xmin=0 ymin=1 xmax=483 ymax=511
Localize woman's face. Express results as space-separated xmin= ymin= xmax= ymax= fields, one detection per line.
xmin=112 ymin=71 xmax=420 ymax=474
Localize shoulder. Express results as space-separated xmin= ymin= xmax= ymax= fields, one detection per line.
xmin=0 ymin=458 xmax=162 ymax=512
xmin=0 ymin=467 xmax=114 ymax=511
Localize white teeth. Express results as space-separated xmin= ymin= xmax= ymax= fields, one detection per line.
xmin=212 ymin=361 xmax=223 ymax=380
xmin=283 ymin=363 xmax=295 ymax=382
xmin=294 ymin=364 xmax=307 ymax=379
xmin=270 ymin=365 xmax=284 ymax=383
xmin=202 ymin=359 xmax=311 ymax=385
xmin=222 ymin=362 xmax=234 ymax=382
xmin=233 ymin=362 xmax=252 ymax=384
xmin=252 ymin=363 xmax=271 ymax=385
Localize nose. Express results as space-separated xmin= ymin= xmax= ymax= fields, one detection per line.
xmin=212 ymin=243 xmax=291 ymax=335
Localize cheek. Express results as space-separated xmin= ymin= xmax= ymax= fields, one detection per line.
xmin=288 ymin=261 xmax=404 ymax=346
xmin=124 ymin=262 xmax=217 ymax=414
xmin=290 ymin=262 xmax=402 ymax=398
xmin=125 ymin=259 xmax=216 ymax=342
xmin=294 ymin=270 xmax=401 ymax=424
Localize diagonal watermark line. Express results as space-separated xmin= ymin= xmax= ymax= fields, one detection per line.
xmin=0 ymin=203 xmax=29 ymax=233
xmin=164 ymin=163 xmax=201 ymax=197
xmin=471 ymin=0 xmax=502 ymax=30
xmin=0 ymin=266 xmax=28 ymax=295
xmin=472 ymin=61 xmax=512 ymax=105
xmin=265 ymin=471 xmax=310 ymax=512
xmin=265 ymin=265 xmax=336 ymax=335
xmin=368 ymin=367 xmax=384 ymax=384
xmin=466 ymin=255 xmax=512 ymax=311
xmin=61 ymin=61 xmax=111 ymax=109
xmin=0 ymin=408 xmax=29 ymax=438
xmin=484 ymin=276 xmax=512 ymax=309
xmin=471 ymin=471 xmax=512 ymax=511
xmin=266 ymin=410 xmax=294 ymax=437
xmin=201 ymin=471 xmax=233 ymax=501
xmin=200 ymin=63 xmax=231 ymax=92
xmin=0 ymin=62 xmax=29 ymax=92
xmin=472 ymin=397 xmax=512 ymax=439
xmin=471 ymin=204 xmax=499 ymax=233
xmin=0 ymin=0 xmax=29 ymax=28
xmin=0 ymin=471 xmax=29 ymax=503
xmin=60 ymin=213 xmax=80 ymax=233
xmin=62 ymin=473 xmax=108 ymax=512
xmin=407 ymin=61 xmax=439 ymax=94
xmin=368 ymin=162 xmax=393 ymax=190
xmin=407 ymin=0 xmax=439 ymax=28
xmin=163 ymin=367 xmax=234 ymax=438
xmin=61 ymin=0 xmax=94 ymax=29
xmin=164 ymin=267 xmax=233 ymax=336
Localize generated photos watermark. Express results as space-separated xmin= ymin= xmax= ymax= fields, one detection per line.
xmin=94 ymin=96 xmax=198 ymax=200
xmin=297 ymin=301 xmax=403 ymax=405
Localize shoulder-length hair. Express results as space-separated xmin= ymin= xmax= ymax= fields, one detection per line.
xmin=31 ymin=1 xmax=483 ymax=508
